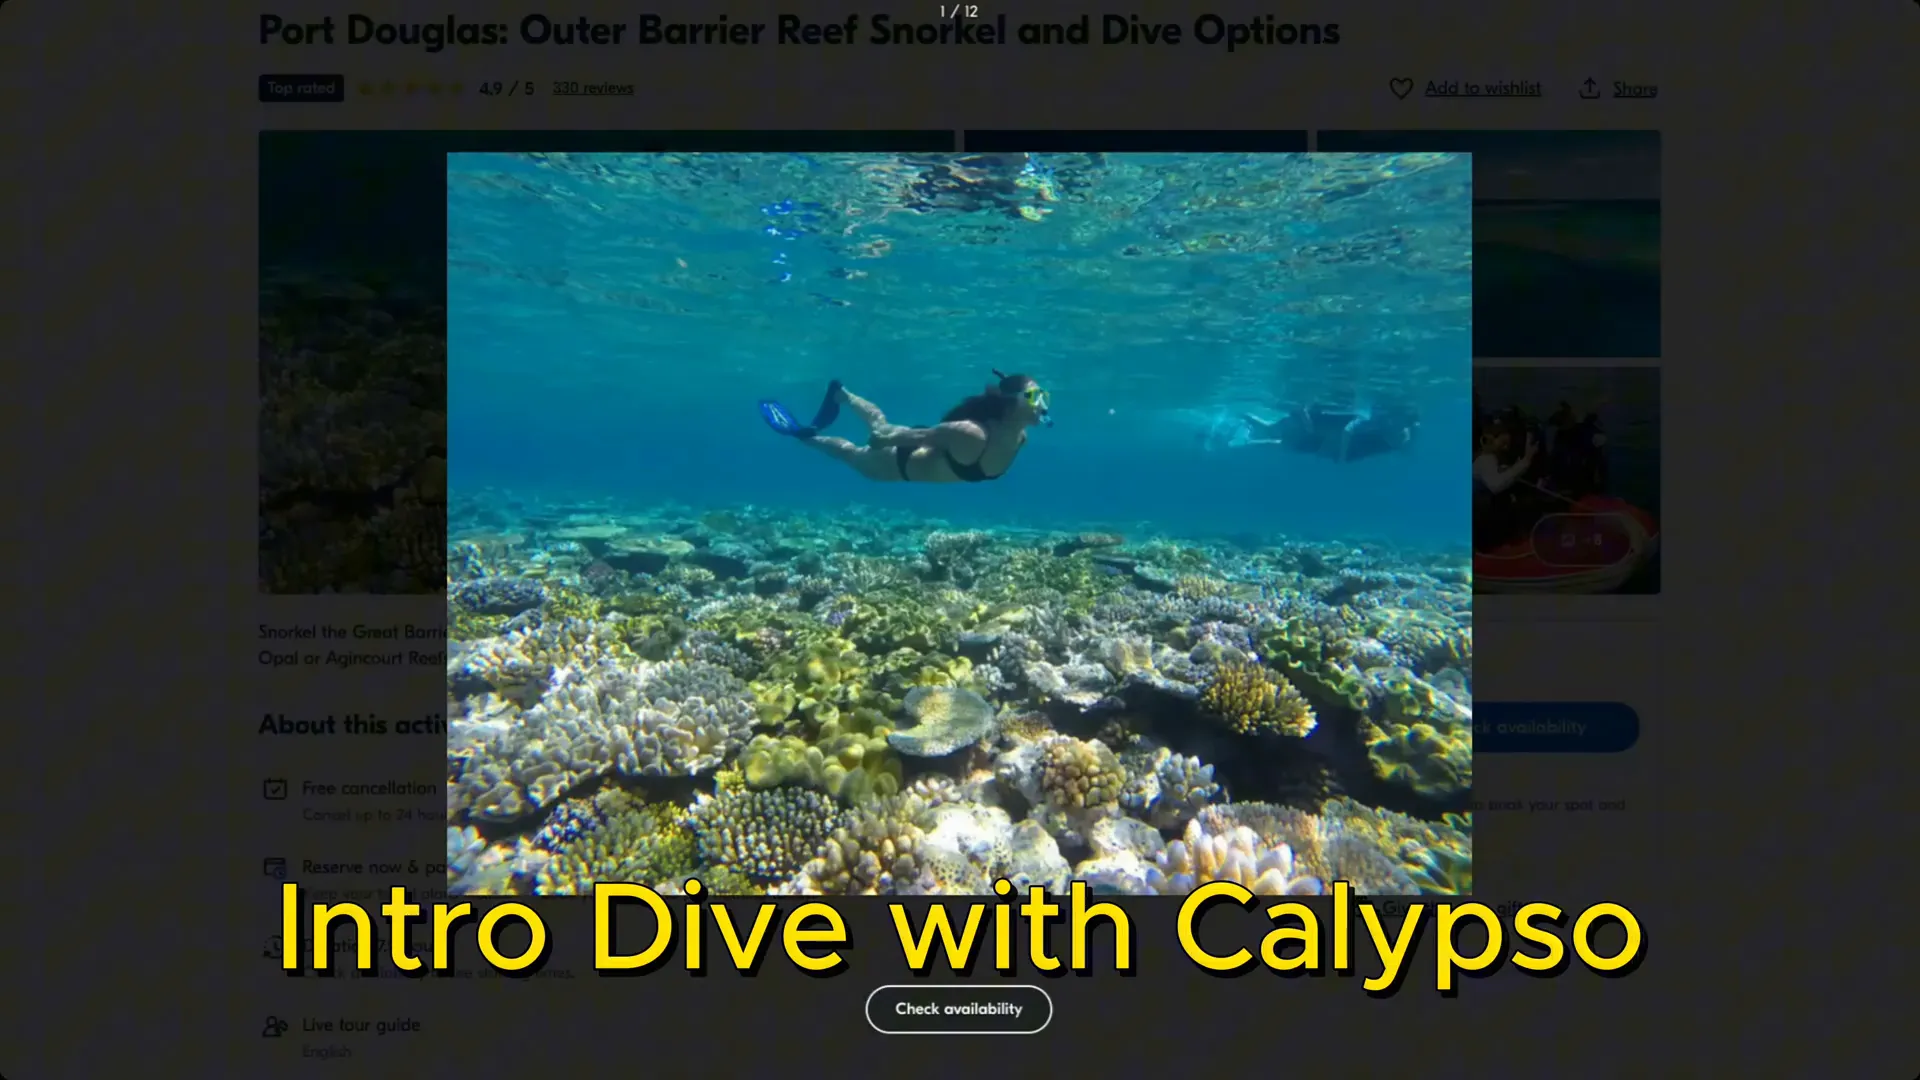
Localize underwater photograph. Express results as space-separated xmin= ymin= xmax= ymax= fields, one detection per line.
xmin=257 ymin=134 xmax=450 ymax=595
xmin=1472 ymin=365 xmax=1661 ymax=595
xmin=1320 ymin=130 xmax=1661 ymax=358
xmin=444 ymin=151 xmax=1476 ymax=898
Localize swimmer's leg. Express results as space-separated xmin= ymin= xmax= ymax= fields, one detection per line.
xmin=1338 ymin=416 xmax=1365 ymax=463
xmin=804 ymin=435 xmax=903 ymax=482
xmin=841 ymin=387 xmax=913 ymax=445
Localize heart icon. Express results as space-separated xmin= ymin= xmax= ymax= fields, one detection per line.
xmin=1389 ymin=78 xmax=1414 ymax=100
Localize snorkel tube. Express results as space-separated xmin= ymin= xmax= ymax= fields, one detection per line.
xmin=993 ymin=368 xmax=1053 ymax=427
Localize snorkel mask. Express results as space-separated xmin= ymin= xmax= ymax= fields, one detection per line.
xmin=995 ymin=369 xmax=1053 ymax=426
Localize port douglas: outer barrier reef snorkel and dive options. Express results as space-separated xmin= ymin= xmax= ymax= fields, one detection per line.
xmin=257 ymin=14 xmax=1341 ymax=53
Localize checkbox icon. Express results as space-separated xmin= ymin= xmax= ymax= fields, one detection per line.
xmin=263 ymin=778 xmax=288 ymax=800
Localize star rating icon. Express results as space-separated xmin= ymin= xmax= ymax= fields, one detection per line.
xmin=355 ymin=80 xmax=466 ymax=97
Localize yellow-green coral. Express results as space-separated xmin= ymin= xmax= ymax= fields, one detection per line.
xmin=1200 ymin=657 xmax=1317 ymax=737
xmin=1098 ymin=635 xmax=1156 ymax=677
xmin=736 ymin=728 xmax=903 ymax=805
xmin=1174 ymin=574 xmax=1227 ymax=599
xmin=976 ymin=549 xmax=1117 ymax=607
xmin=748 ymin=635 xmax=895 ymax=727
xmin=541 ymin=584 xmax=604 ymax=621
xmin=1319 ymin=797 xmax=1472 ymax=895
xmin=686 ymin=595 xmax=827 ymax=644
xmin=451 ymin=610 xmax=509 ymax=642
xmin=605 ymin=589 xmax=681 ymax=618
xmin=613 ymin=614 xmax=689 ymax=662
xmin=839 ymin=587 xmax=957 ymax=654
xmin=1254 ymin=616 xmax=1371 ymax=714
xmin=868 ymin=648 xmax=985 ymax=698
xmin=1355 ymin=670 xmax=1472 ymax=800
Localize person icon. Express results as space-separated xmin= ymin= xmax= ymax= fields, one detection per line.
xmin=262 ymin=1015 xmax=289 ymax=1038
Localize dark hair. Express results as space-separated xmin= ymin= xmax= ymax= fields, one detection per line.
xmin=942 ymin=371 xmax=1037 ymax=424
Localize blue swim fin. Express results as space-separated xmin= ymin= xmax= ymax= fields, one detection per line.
xmin=811 ymin=379 xmax=843 ymax=430
xmin=759 ymin=399 xmax=809 ymax=437
xmin=760 ymin=380 xmax=844 ymax=438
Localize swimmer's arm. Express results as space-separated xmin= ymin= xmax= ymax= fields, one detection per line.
xmin=1474 ymin=454 xmax=1529 ymax=494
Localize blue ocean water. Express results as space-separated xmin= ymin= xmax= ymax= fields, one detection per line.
xmin=448 ymin=152 xmax=1472 ymax=545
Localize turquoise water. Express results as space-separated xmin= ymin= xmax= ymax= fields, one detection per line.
xmin=447 ymin=152 xmax=1472 ymax=544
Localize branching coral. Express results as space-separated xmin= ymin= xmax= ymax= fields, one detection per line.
xmin=447 ymin=826 xmax=515 ymax=895
xmin=1200 ymin=656 xmax=1317 ymax=737
xmin=786 ymin=793 xmax=933 ymax=895
xmin=450 ymin=658 xmax=755 ymax=823
xmin=689 ymin=787 xmax=848 ymax=887
xmin=1120 ymin=746 xmax=1223 ymax=829
xmin=530 ymin=788 xmax=697 ymax=895
xmin=1150 ymin=813 xmax=1324 ymax=896
xmin=1197 ymin=800 xmax=1468 ymax=896
xmin=450 ymin=576 xmax=547 ymax=617
xmin=450 ymin=617 xmax=632 ymax=701
xmin=1036 ymin=735 xmax=1128 ymax=812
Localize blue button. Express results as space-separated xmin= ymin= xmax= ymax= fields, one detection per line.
xmin=1476 ymin=702 xmax=1640 ymax=753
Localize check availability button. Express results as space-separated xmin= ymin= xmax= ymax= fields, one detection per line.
xmin=866 ymin=984 xmax=1052 ymax=1035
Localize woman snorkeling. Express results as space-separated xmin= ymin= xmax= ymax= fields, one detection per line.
xmin=759 ymin=370 xmax=1051 ymax=483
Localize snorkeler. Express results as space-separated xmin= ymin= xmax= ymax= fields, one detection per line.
xmin=1242 ymin=402 xmax=1419 ymax=463
xmin=1472 ymin=423 xmax=1537 ymax=551
xmin=759 ymin=370 xmax=1051 ymax=483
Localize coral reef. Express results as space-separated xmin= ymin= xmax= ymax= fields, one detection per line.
xmin=1199 ymin=655 xmax=1318 ymax=737
xmin=689 ymin=788 xmax=848 ymax=884
xmin=258 ymin=270 xmax=447 ymax=594
xmin=445 ymin=494 xmax=1473 ymax=897
xmin=888 ymin=686 xmax=1000 ymax=756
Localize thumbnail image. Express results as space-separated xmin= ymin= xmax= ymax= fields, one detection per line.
xmin=1472 ymin=366 xmax=1661 ymax=595
xmin=1473 ymin=199 xmax=1660 ymax=358
xmin=257 ymin=134 xmax=447 ymax=594
xmin=1320 ymin=130 xmax=1661 ymax=358
xmin=443 ymin=151 xmax=1476 ymax=898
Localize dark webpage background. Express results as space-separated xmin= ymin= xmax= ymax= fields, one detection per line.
xmin=257 ymin=130 xmax=1633 ymax=1064
xmin=5 ymin=0 xmax=1914 ymax=1073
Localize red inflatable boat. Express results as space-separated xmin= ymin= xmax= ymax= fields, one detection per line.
xmin=1473 ymin=496 xmax=1659 ymax=594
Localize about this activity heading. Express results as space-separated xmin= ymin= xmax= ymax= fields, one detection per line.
xmin=258 ymin=13 xmax=1342 ymax=54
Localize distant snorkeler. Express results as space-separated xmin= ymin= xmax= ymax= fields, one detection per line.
xmin=1241 ymin=402 xmax=1420 ymax=464
xmin=758 ymin=370 xmax=1052 ymax=483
